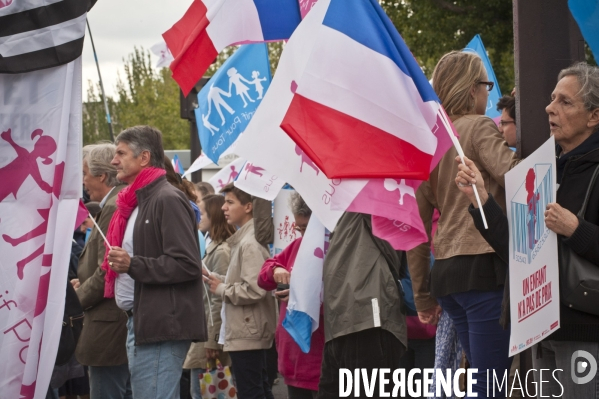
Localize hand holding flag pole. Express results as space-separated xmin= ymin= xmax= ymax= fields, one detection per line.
xmin=438 ymin=110 xmax=488 ymax=229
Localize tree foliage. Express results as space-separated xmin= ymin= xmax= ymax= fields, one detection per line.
xmin=381 ymin=0 xmax=515 ymax=93
xmin=83 ymin=47 xmax=188 ymax=149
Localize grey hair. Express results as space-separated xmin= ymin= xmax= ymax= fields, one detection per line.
xmin=289 ymin=192 xmax=312 ymax=217
xmin=115 ymin=125 xmax=165 ymax=168
xmin=84 ymin=143 xmax=119 ymax=187
xmin=558 ymin=62 xmax=599 ymax=112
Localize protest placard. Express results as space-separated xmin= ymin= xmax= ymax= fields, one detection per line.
xmin=506 ymin=136 xmax=560 ymax=356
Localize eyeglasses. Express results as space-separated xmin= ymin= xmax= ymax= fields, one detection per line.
xmin=293 ymin=225 xmax=307 ymax=233
xmin=477 ymin=81 xmax=495 ymax=92
xmin=498 ymin=120 xmax=516 ymax=127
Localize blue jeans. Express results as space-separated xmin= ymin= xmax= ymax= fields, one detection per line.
xmin=88 ymin=363 xmax=132 ymax=399
xmin=437 ymin=289 xmax=511 ymax=398
xmin=532 ymin=340 xmax=599 ymax=399
xmin=190 ymin=367 xmax=205 ymax=399
xmin=126 ymin=316 xmax=191 ymax=399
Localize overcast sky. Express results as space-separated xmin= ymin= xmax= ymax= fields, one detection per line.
xmin=81 ymin=0 xmax=192 ymax=101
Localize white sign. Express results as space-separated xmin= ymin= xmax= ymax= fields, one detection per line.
xmin=506 ymin=136 xmax=560 ymax=356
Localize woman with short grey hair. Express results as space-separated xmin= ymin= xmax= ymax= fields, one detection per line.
xmin=533 ymin=61 xmax=599 ymax=397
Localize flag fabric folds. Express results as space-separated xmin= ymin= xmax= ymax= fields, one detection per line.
xmin=163 ymin=0 xmax=301 ymax=95
xmin=279 ymin=0 xmax=443 ymax=180
xmin=195 ymin=44 xmax=271 ymax=164
xmin=464 ymin=34 xmax=502 ymax=120
xmin=0 ymin=0 xmax=93 ymax=73
xmin=233 ymin=0 xmax=344 ymax=231
xmin=0 ymin=57 xmax=83 ymax=399
xmin=282 ymin=215 xmax=326 ymax=353
xmin=568 ymin=0 xmax=599 ymax=61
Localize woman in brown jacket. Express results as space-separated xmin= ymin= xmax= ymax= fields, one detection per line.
xmin=406 ymin=51 xmax=519 ymax=398
xmin=184 ymin=194 xmax=235 ymax=399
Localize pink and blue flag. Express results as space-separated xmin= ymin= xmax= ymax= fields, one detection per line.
xmin=172 ymin=154 xmax=185 ymax=175
xmin=163 ymin=0 xmax=301 ymax=95
xmin=280 ymin=0 xmax=445 ymax=180
xmin=465 ymin=34 xmax=502 ymax=120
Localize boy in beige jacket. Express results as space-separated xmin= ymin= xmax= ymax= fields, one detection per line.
xmin=205 ymin=183 xmax=276 ymax=399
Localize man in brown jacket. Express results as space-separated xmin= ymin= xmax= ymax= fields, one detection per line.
xmin=73 ymin=143 xmax=130 ymax=398
xmin=107 ymin=126 xmax=207 ymax=399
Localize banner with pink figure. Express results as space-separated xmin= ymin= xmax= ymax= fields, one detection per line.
xmin=0 ymin=58 xmax=82 ymax=398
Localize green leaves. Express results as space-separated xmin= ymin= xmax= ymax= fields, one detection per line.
xmin=83 ymin=47 xmax=189 ymax=149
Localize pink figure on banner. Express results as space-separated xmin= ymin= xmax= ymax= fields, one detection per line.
xmin=298 ymin=0 xmax=318 ymax=18
xmin=244 ymin=162 xmax=266 ymax=179
xmin=290 ymin=80 xmax=298 ymax=93
xmin=249 ymin=71 xmax=267 ymax=99
xmin=526 ymin=168 xmax=540 ymax=249
xmin=206 ymin=84 xmax=234 ymax=126
xmin=278 ymin=215 xmax=294 ymax=241
xmin=217 ymin=179 xmax=226 ymax=189
xmin=228 ymin=165 xmax=239 ymax=183
xmin=383 ymin=179 xmax=415 ymax=206
xmin=227 ymin=67 xmax=255 ymax=108
xmin=3 ymin=208 xmax=50 ymax=279
xmin=295 ymin=145 xmax=319 ymax=175
xmin=0 ymin=0 xmax=12 ymax=9
xmin=0 ymin=128 xmax=56 ymax=202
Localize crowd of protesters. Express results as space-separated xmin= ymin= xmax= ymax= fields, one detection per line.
xmin=47 ymin=54 xmax=599 ymax=399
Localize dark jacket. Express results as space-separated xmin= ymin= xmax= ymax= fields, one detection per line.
xmin=128 ymin=176 xmax=208 ymax=345
xmin=322 ymin=212 xmax=407 ymax=348
xmin=469 ymin=135 xmax=599 ymax=342
xmin=76 ymin=184 xmax=128 ymax=366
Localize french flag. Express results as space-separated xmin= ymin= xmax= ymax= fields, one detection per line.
xmin=163 ymin=0 xmax=301 ymax=95
xmin=280 ymin=0 xmax=443 ymax=180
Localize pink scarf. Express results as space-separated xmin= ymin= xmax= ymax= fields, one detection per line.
xmin=102 ymin=167 xmax=166 ymax=298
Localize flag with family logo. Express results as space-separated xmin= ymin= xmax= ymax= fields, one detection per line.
xmin=195 ymin=44 xmax=271 ymax=165
xmin=464 ymin=34 xmax=502 ymax=120
xmin=207 ymin=157 xmax=246 ymax=192
xmin=283 ymin=215 xmax=327 ymax=353
xmin=233 ymin=161 xmax=285 ymax=201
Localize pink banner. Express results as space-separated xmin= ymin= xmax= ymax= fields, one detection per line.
xmin=0 ymin=58 xmax=82 ymax=398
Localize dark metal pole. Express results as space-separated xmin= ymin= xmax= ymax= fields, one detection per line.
xmin=86 ymin=19 xmax=115 ymax=142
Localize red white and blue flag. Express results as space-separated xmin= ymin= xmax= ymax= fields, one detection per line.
xmin=236 ymin=0 xmax=456 ymax=249
xmin=280 ymin=0 xmax=445 ymax=180
xmin=163 ymin=0 xmax=301 ymax=95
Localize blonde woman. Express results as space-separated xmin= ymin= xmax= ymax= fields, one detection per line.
xmin=407 ymin=51 xmax=519 ymax=397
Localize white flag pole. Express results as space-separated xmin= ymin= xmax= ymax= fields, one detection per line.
xmin=89 ymin=212 xmax=112 ymax=248
xmin=438 ymin=110 xmax=488 ymax=229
